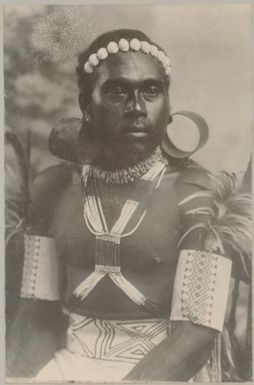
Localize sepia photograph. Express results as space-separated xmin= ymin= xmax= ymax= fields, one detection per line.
xmin=4 ymin=3 xmax=252 ymax=383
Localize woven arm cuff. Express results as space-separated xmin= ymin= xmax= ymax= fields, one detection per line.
xmin=170 ymin=250 xmax=232 ymax=332
xmin=21 ymin=234 xmax=65 ymax=301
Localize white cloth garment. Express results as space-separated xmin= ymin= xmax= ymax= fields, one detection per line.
xmin=36 ymin=312 xmax=170 ymax=381
xmin=37 ymin=349 xmax=135 ymax=382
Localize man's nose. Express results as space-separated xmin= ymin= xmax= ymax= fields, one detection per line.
xmin=125 ymin=90 xmax=147 ymax=116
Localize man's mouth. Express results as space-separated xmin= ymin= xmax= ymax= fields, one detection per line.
xmin=126 ymin=131 xmax=148 ymax=138
xmin=125 ymin=118 xmax=149 ymax=137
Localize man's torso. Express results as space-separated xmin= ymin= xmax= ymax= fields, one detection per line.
xmin=49 ymin=165 xmax=184 ymax=319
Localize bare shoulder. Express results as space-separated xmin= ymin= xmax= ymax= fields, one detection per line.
xmin=27 ymin=162 xmax=80 ymax=235
xmin=174 ymin=159 xmax=211 ymax=199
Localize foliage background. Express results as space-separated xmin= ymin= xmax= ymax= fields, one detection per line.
xmin=4 ymin=3 xmax=252 ymax=352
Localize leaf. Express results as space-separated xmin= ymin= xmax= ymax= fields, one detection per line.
xmin=227 ymin=195 xmax=252 ymax=218
xmin=179 ymin=191 xmax=213 ymax=206
xmin=219 ymin=225 xmax=251 ymax=243
xmin=185 ymin=206 xmax=216 ymax=217
xmin=207 ymin=227 xmax=225 ymax=254
xmin=179 ymin=171 xmax=252 ymax=260
xmin=218 ymin=213 xmax=251 ymax=230
xmin=5 ymin=132 xmax=28 ymax=246
xmin=208 ymin=172 xmax=237 ymax=201
xmin=177 ymin=222 xmax=208 ymax=248
xmin=219 ymin=227 xmax=252 ymax=257
xmin=5 ymin=218 xmax=25 ymax=248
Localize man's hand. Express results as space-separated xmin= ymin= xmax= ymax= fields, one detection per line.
xmin=124 ymin=321 xmax=218 ymax=381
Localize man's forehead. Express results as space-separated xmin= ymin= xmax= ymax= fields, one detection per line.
xmin=94 ymin=50 xmax=166 ymax=84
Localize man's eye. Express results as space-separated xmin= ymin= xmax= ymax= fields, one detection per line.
xmin=143 ymin=86 xmax=160 ymax=97
xmin=108 ymin=86 xmax=127 ymax=96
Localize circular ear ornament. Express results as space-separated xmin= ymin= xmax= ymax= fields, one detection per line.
xmin=49 ymin=118 xmax=100 ymax=164
xmin=161 ymin=111 xmax=209 ymax=159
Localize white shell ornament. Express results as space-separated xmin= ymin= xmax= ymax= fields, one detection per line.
xmin=97 ymin=47 xmax=108 ymax=60
xmin=118 ymin=38 xmax=130 ymax=51
xmin=84 ymin=39 xmax=172 ymax=77
xmin=164 ymin=56 xmax=171 ymax=66
xmin=107 ymin=41 xmax=119 ymax=54
xmin=88 ymin=53 xmax=99 ymax=67
xmin=150 ymin=45 xmax=159 ymax=57
xmin=140 ymin=41 xmax=151 ymax=54
xmin=157 ymin=51 xmax=166 ymax=63
xmin=165 ymin=66 xmax=172 ymax=75
xmin=84 ymin=61 xmax=93 ymax=74
xmin=130 ymin=38 xmax=141 ymax=51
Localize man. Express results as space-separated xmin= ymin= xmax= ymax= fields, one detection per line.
xmin=7 ymin=29 xmax=233 ymax=382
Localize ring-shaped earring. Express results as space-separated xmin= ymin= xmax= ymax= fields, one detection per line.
xmin=161 ymin=111 xmax=209 ymax=159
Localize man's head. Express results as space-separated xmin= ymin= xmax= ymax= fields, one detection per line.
xmin=76 ymin=29 xmax=171 ymax=167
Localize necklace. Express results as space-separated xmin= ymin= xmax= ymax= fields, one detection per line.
xmin=74 ymin=158 xmax=168 ymax=315
xmin=89 ymin=146 xmax=167 ymax=184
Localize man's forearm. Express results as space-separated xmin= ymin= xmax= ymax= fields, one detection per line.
xmin=7 ymin=299 xmax=64 ymax=377
xmin=125 ymin=321 xmax=218 ymax=381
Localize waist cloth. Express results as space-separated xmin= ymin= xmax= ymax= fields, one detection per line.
xmin=36 ymin=310 xmax=171 ymax=381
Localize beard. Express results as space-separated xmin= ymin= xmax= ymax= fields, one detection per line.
xmin=96 ymin=131 xmax=161 ymax=170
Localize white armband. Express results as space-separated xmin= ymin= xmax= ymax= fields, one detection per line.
xmin=21 ymin=234 xmax=65 ymax=301
xmin=170 ymin=250 xmax=232 ymax=332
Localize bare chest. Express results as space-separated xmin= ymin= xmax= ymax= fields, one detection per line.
xmin=50 ymin=171 xmax=182 ymax=275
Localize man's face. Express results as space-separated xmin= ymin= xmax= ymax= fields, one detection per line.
xmin=87 ymin=50 xmax=170 ymax=164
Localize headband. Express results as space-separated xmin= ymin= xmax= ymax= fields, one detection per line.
xmin=84 ymin=38 xmax=172 ymax=77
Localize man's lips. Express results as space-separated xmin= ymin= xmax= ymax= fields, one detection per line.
xmin=126 ymin=131 xmax=149 ymax=138
xmin=124 ymin=118 xmax=149 ymax=137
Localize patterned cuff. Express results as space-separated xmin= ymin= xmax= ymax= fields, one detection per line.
xmin=170 ymin=250 xmax=232 ymax=331
xmin=21 ymin=234 xmax=65 ymax=301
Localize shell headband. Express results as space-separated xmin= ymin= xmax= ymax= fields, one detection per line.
xmin=84 ymin=38 xmax=172 ymax=77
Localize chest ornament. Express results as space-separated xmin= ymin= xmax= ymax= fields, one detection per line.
xmin=72 ymin=153 xmax=168 ymax=316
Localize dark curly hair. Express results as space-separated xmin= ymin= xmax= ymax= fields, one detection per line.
xmin=76 ymin=29 xmax=170 ymax=111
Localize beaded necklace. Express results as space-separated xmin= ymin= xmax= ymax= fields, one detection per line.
xmin=72 ymin=152 xmax=168 ymax=315
xmin=89 ymin=146 xmax=166 ymax=184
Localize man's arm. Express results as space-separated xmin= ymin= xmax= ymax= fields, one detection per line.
xmin=126 ymin=167 xmax=230 ymax=381
xmin=128 ymin=248 xmax=231 ymax=381
xmin=6 ymin=299 xmax=66 ymax=377
xmin=125 ymin=321 xmax=217 ymax=381
xmin=6 ymin=233 xmax=67 ymax=378
xmin=6 ymin=165 xmax=72 ymax=377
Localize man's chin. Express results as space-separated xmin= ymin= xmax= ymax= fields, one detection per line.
xmin=100 ymin=136 xmax=160 ymax=169
xmin=120 ymin=139 xmax=159 ymax=164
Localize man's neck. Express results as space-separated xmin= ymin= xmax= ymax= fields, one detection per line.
xmin=89 ymin=145 xmax=166 ymax=185
xmin=95 ymin=144 xmax=158 ymax=171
